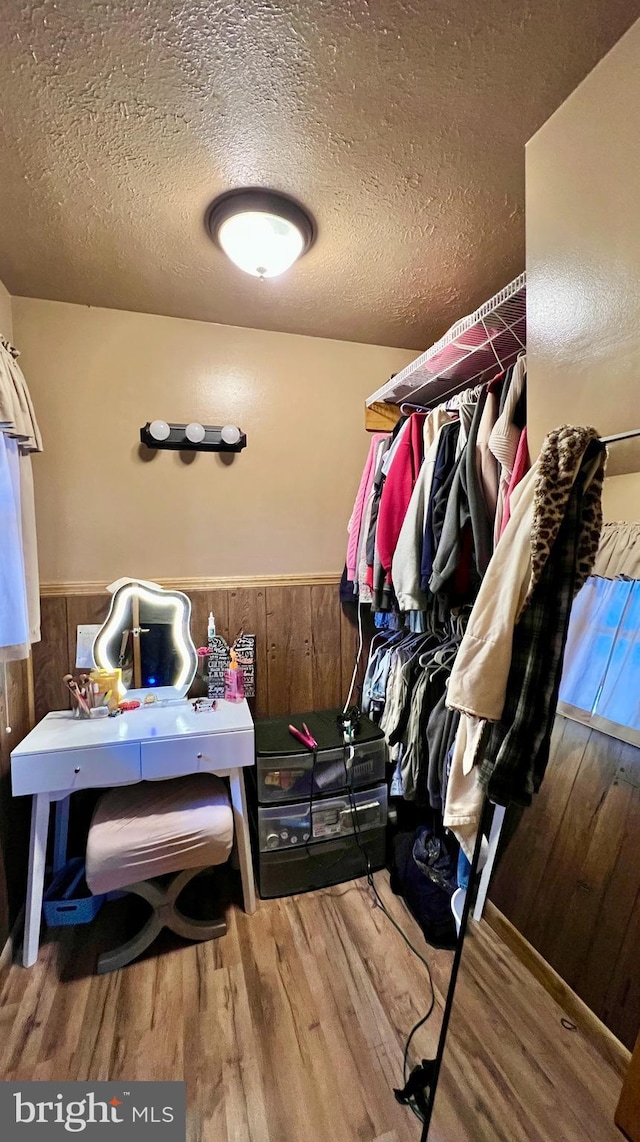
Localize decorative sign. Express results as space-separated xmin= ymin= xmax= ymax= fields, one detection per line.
xmin=207 ymin=631 xmax=256 ymax=700
xmin=207 ymin=634 xmax=229 ymax=699
xmin=233 ymin=633 xmax=256 ymax=698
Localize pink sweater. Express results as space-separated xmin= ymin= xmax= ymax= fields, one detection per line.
xmin=346 ymin=433 xmax=389 ymax=581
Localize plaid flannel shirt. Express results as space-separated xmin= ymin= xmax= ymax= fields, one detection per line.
xmin=479 ymin=440 xmax=606 ymax=806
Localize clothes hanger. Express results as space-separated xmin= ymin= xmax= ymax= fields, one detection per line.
xmin=399 ymin=400 xmax=431 ymax=416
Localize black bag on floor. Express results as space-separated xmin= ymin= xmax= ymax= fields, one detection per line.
xmin=390 ymin=829 xmax=457 ymax=950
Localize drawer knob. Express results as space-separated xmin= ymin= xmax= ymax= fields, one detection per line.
xmin=196 ymin=752 xmax=203 ymax=759
xmin=74 ymin=766 xmax=81 ymax=774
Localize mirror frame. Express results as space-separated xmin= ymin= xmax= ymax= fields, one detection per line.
xmin=93 ymin=580 xmax=197 ymax=700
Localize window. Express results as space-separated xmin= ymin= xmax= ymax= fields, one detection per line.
xmin=559 ymin=576 xmax=640 ymax=745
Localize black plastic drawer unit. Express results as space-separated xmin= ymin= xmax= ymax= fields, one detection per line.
xmin=255 ymin=708 xmax=387 ymax=804
xmin=251 ymin=709 xmax=389 ymax=898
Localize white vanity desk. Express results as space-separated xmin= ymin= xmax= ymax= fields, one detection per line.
xmin=12 ymin=699 xmax=256 ymax=967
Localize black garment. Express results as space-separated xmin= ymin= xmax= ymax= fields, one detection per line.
xmin=465 ymin=388 xmax=495 ymax=577
xmin=420 ymin=422 xmax=460 ymax=590
xmin=425 ymin=692 xmax=461 ymax=811
xmin=480 ymin=439 xmax=606 ymax=806
xmin=429 ymin=391 xmax=494 ymax=598
xmin=339 ymin=564 xmax=358 ymax=605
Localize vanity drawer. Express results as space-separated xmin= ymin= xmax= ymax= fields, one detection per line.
xmin=12 ymin=743 xmax=141 ymax=797
xmin=141 ymin=730 xmax=254 ymax=780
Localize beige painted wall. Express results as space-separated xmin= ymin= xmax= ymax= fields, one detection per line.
xmin=0 ymin=278 xmax=12 ymax=341
xmin=526 ymin=17 xmax=640 ymax=521
xmin=12 ymin=297 xmax=413 ymax=584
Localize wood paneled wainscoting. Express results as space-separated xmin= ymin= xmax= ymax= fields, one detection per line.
xmin=489 ymin=714 xmax=640 ymax=1051
xmin=33 ymin=575 xmax=364 ymax=723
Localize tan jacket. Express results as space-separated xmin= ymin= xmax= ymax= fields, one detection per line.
xmin=446 ymin=460 xmax=538 ymax=722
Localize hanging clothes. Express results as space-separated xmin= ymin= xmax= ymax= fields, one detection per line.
xmin=429 ymin=389 xmax=494 ymax=599
xmin=445 ymin=425 xmax=606 ymax=830
xmin=345 ymin=432 xmax=389 ymax=583
xmin=475 ymin=372 xmax=503 ymax=519
xmin=500 ymin=426 xmax=530 ymax=537
xmin=420 ymin=421 xmax=461 ymax=590
xmin=489 ymin=355 xmax=527 ymax=542
xmin=0 ymin=337 xmax=43 ymax=659
xmin=376 ymin=413 xmax=427 ymax=583
xmin=392 ymin=413 xmax=455 ymax=612
xmin=480 ymin=434 xmax=606 ymax=804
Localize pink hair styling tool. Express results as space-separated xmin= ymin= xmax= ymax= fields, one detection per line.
xmin=288 ymin=722 xmax=318 ymax=751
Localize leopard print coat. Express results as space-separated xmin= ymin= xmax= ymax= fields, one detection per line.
xmin=525 ymin=424 xmax=607 ymax=606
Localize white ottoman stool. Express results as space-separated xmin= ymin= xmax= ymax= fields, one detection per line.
xmin=86 ymin=773 xmax=233 ymax=973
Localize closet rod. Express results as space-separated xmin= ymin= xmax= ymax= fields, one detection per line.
xmin=600 ymin=429 xmax=640 ymax=443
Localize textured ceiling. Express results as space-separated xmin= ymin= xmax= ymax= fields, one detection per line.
xmin=0 ymin=2 xmax=638 ymax=349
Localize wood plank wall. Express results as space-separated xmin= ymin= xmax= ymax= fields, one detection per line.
xmin=33 ymin=580 xmax=364 ymax=724
xmin=0 ymin=659 xmax=33 ymax=944
xmin=490 ymin=714 xmax=640 ymax=1050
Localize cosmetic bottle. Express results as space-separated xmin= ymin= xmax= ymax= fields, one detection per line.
xmin=224 ymin=650 xmax=245 ymax=702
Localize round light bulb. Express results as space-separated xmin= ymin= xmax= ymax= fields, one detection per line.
xmin=149 ymin=419 xmax=170 ymax=442
xmin=221 ymin=424 xmax=241 ymax=445
xmin=185 ymin=422 xmax=206 ymax=444
xmin=218 ymin=211 xmax=305 ymax=278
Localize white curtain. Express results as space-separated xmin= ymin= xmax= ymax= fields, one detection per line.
xmin=594 ymin=521 xmax=640 ymax=579
xmin=0 ymin=337 xmax=43 ymax=660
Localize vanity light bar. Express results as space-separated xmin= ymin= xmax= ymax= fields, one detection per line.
xmin=140 ymin=422 xmax=247 ymax=453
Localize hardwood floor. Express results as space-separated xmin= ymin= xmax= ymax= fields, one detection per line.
xmin=0 ymin=872 xmax=625 ymax=1142
xmin=430 ymin=920 xmax=625 ymax=1142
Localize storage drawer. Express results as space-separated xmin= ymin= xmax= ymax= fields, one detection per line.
xmin=257 ymin=829 xmax=386 ymax=899
xmin=12 ymin=743 xmax=141 ymax=797
xmin=257 ymin=782 xmax=388 ymax=852
xmin=256 ymin=738 xmax=387 ymax=804
xmin=141 ymin=729 xmax=254 ymax=780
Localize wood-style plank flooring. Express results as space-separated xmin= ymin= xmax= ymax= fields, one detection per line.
xmin=0 ymin=872 xmax=625 ymax=1141
xmin=430 ymin=920 xmax=625 ymax=1142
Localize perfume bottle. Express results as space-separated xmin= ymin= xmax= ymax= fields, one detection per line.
xmin=224 ymin=650 xmax=245 ymax=702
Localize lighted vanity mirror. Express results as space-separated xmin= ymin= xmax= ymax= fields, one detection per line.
xmin=93 ymin=580 xmax=197 ymax=700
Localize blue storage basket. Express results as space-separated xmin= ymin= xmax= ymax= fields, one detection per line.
xmin=43 ymin=857 xmax=105 ymax=926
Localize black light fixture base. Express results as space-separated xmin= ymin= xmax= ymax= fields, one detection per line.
xmin=140 ymin=423 xmax=247 ymax=453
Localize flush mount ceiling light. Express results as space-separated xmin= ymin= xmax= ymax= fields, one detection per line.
xmin=206 ymin=189 xmax=316 ymax=279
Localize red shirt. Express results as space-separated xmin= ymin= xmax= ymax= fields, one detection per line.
xmin=376 ymin=414 xmax=427 ymax=577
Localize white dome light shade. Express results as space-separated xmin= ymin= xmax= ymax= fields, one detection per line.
xmin=185 ymin=421 xmax=206 ymax=444
xmin=149 ymin=419 xmax=170 ymax=441
xmin=207 ymin=190 xmax=315 ymax=280
xmin=221 ymin=424 xmax=241 ymax=445
xmin=218 ymin=211 xmax=304 ymax=278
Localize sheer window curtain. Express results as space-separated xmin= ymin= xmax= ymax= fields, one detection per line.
xmin=559 ymin=576 xmax=640 ymax=740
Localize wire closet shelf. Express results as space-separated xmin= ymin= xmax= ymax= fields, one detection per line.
xmin=367 ymin=272 xmax=526 ymax=409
